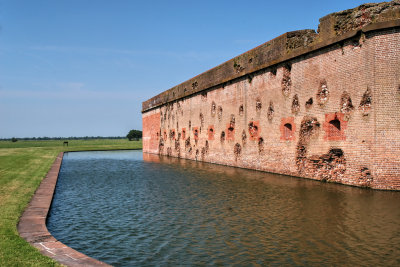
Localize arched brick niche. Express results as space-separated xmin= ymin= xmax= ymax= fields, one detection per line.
xmin=323 ymin=112 xmax=347 ymax=141
xmin=207 ymin=125 xmax=215 ymax=140
xmin=280 ymin=117 xmax=296 ymax=141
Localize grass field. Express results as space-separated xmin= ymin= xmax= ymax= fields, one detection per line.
xmin=0 ymin=139 xmax=142 ymax=266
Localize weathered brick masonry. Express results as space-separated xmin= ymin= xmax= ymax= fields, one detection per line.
xmin=142 ymin=1 xmax=400 ymax=190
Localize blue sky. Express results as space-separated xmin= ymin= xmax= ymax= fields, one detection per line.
xmin=0 ymin=0 xmax=375 ymax=138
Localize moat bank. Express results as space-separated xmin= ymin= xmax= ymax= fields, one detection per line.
xmin=48 ymin=150 xmax=400 ymax=266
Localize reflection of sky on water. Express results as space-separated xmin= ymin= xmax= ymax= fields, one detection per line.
xmin=48 ymin=150 xmax=400 ymax=266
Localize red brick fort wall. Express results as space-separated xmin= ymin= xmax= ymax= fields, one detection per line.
xmin=142 ymin=1 xmax=400 ymax=190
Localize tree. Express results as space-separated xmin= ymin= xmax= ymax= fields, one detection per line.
xmin=11 ymin=137 xmax=18 ymax=142
xmin=127 ymin=130 xmax=142 ymax=141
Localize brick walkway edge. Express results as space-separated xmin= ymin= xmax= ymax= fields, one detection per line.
xmin=18 ymin=152 xmax=110 ymax=266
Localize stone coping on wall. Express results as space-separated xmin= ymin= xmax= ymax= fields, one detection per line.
xmin=17 ymin=152 xmax=111 ymax=267
xmin=142 ymin=1 xmax=400 ymax=113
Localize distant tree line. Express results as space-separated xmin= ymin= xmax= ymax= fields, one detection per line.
xmin=0 ymin=136 xmax=126 ymax=141
xmin=2 ymin=130 xmax=143 ymax=142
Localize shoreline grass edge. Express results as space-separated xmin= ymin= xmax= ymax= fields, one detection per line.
xmin=18 ymin=152 xmax=110 ymax=266
xmin=0 ymin=139 xmax=142 ymax=266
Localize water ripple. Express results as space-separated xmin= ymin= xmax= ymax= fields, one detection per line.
xmin=47 ymin=150 xmax=400 ymax=266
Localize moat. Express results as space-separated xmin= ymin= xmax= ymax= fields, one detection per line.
xmin=47 ymin=150 xmax=400 ymax=266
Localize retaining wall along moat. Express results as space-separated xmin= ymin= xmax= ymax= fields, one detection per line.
xmin=142 ymin=1 xmax=400 ymax=190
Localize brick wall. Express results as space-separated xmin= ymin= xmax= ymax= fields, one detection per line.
xmin=142 ymin=110 xmax=160 ymax=154
xmin=372 ymin=28 xmax=400 ymax=190
xmin=142 ymin=2 xmax=400 ymax=190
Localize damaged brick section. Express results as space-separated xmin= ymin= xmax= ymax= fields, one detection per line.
xmin=185 ymin=137 xmax=191 ymax=150
xmin=239 ymin=104 xmax=244 ymax=116
xmin=159 ymin=137 xmax=164 ymax=154
xmin=331 ymin=1 xmax=400 ymax=36
xmin=201 ymin=147 xmax=206 ymax=160
xmin=256 ymin=98 xmax=262 ymax=112
xmin=296 ymin=116 xmax=321 ymax=161
xmin=286 ymin=30 xmax=318 ymax=51
xmin=192 ymin=81 xmax=198 ymax=90
xmin=359 ymin=87 xmax=372 ymax=115
xmin=163 ymin=130 xmax=167 ymax=142
xmin=211 ymin=101 xmax=216 ymax=116
xmin=182 ymin=128 xmax=186 ymax=140
xmin=258 ymin=137 xmax=264 ymax=153
xmin=291 ymin=94 xmax=300 ymax=114
xmin=306 ymin=149 xmax=346 ymax=182
xmin=281 ymin=64 xmax=292 ymax=97
xmin=218 ymin=106 xmax=223 ymax=120
xmin=241 ymin=130 xmax=247 ymax=145
xmin=267 ymin=101 xmax=274 ymax=120
xmin=199 ymin=113 xmax=204 ymax=127
xmin=175 ymin=140 xmax=180 ymax=157
xmin=296 ymin=116 xmax=346 ymax=182
xmin=185 ymin=137 xmax=192 ymax=155
xmin=234 ymin=143 xmax=242 ymax=160
xmin=202 ymin=142 xmax=209 ymax=160
xmin=317 ymin=79 xmax=329 ymax=105
xmin=248 ymin=121 xmax=260 ymax=140
xmin=305 ymin=97 xmax=313 ymax=109
xmin=226 ymin=115 xmax=235 ymax=141
xmin=220 ymin=131 xmax=226 ymax=142
xmin=230 ymin=114 xmax=235 ymax=127
xmin=169 ymin=129 xmax=176 ymax=140
xmin=233 ymin=61 xmax=245 ymax=73
xmin=340 ymin=91 xmax=354 ymax=114
xmin=359 ymin=167 xmax=373 ymax=187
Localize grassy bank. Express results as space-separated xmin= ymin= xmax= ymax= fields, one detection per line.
xmin=0 ymin=139 xmax=142 ymax=266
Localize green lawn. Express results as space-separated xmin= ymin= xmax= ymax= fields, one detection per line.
xmin=0 ymin=139 xmax=142 ymax=266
